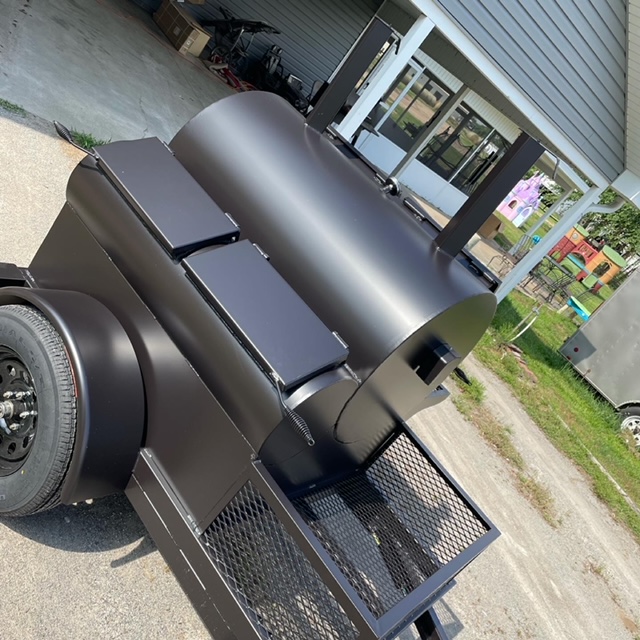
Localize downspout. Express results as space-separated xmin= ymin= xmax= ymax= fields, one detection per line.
xmin=585 ymin=196 xmax=625 ymax=215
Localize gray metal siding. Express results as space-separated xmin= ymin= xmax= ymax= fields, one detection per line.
xmin=434 ymin=0 xmax=626 ymax=182
xmin=190 ymin=0 xmax=383 ymax=90
xmin=626 ymin=0 xmax=640 ymax=174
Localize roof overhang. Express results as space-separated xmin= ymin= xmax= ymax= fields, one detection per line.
xmin=403 ymin=0 xmax=611 ymax=187
xmin=612 ymin=169 xmax=640 ymax=206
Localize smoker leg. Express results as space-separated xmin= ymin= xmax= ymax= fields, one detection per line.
xmin=415 ymin=607 xmax=448 ymax=640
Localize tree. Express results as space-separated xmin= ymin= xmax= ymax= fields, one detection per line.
xmin=582 ymin=188 xmax=640 ymax=257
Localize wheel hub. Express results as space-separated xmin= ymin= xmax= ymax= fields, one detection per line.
xmin=621 ymin=415 xmax=640 ymax=448
xmin=0 ymin=348 xmax=38 ymax=476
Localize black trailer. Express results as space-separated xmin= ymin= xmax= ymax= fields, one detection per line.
xmin=0 ymin=24 xmax=545 ymax=638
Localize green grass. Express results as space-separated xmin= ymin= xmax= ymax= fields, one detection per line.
xmin=0 ymin=98 xmax=28 ymax=117
xmin=494 ymin=209 xmax=557 ymax=250
xmin=535 ymin=261 xmax=612 ymax=314
xmin=453 ymin=375 xmax=559 ymax=526
xmin=71 ymin=130 xmax=109 ymax=150
xmin=474 ymin=291 xmax=640 ymax=543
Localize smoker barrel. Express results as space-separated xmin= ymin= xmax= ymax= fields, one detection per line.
xmin=171 ymin=92 xmax=495 ymax=453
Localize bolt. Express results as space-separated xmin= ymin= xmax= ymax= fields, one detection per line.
xmin=3 ymin=391 xmax=15 ymax=399
xmin=19 ymin=410 xmax=37 ymax=420
xmin=14 ymin=391 xmax=32 ymax=400
xmin=8 ymin=423 xmax=19 ymax=432
xmin=0 ymin=400 xmax=15 ymax=419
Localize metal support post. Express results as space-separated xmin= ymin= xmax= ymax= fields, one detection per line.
xmin=306 ymin=18 xmax=393 ymax=133
xmin=335 ymin=15 xmax=435 ymax=141
xmin=435 ymin=132 xmax=544 ymax=257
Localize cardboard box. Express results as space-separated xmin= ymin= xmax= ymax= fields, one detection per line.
xmin=154 ymin=0 xmax=210 ymax=57
xmin=478 ymin=213 xmax=504 ymax=240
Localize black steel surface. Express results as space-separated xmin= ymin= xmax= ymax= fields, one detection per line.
xmin=436 ymin=133 xmax=544 ymax=257
xmin=27 ymin=208 xmax=255 ymax=525
xmin=52 ymin=165 xmax=285 ymax=451
xmin=0 ymin=263 xmax=27 ymax=288
xmin=293 ymin=432 xmax=489 ymax=619
xmin=306 ymin=18 xmax=393 ymax=133
xmin=170 ymin=92 xmax=495 ymax=449
xmin=127 ymin=452 xmax=242 ymax=640
xmin=13 ymin=80 xmax=506 ymax=639
xmin=171 ymin=93 xmax=495 ymax=376
xmin=96 ymin=137 xmax=239 ymax=259
xmin=184 ymin=240 xmax=348 ymax=390
xmin=415 ymin=607 xmax=448 ymax=640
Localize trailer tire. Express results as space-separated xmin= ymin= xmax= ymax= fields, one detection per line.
xmin=619 ymin=405 xmax=640 ymax=449
xmin=0 ymin=305 xmax=76 ymax=516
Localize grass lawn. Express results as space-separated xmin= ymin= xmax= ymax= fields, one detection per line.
xmin=493 ymin=209 xmax=556 ymax=250
xmin=473 ymin=291 xmax=640 ymax=543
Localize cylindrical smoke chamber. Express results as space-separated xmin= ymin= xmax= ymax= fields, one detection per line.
xmin=171 ymin=93 xmax=495 ymax=450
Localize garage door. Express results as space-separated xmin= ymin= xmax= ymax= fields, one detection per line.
xmin=135 ymin=0 xmax=383 ymax=91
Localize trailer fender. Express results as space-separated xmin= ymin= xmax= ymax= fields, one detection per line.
xmin=0 ymin=287 xmax=145 ymax=504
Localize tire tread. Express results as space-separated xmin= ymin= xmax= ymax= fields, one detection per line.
xmin=0 ymin=305 xmax=77 ymax=515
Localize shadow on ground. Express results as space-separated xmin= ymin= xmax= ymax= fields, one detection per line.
xmin=0 ymin=493 xmax=155 ymax=565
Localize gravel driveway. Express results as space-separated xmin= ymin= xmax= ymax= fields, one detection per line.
xmin=1 ymin=108 xmax=639 ymax=639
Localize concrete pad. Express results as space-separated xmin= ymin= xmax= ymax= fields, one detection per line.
xmin=0 ymin=0 xmax=234 ymax=141
xmin=0 ymin=105 xmax=211 ymax=640
xmin=0 ymin=111 xmax=84 ymax=267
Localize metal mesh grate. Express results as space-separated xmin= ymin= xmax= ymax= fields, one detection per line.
xmin=201 ymin=482 xmax=358 ymax=640
xmin=293 ymin=433 xmax=489 ymax=619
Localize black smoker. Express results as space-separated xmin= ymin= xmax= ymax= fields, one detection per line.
xmin=0 ymin=90 xmax=500 ymax=639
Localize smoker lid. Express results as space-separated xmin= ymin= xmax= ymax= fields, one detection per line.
xmin=95 ymin=137 xmax=239 ymax=259
xmin=183 ymin=240 xmax=349 ymax=390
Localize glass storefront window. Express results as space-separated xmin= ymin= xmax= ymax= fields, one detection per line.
xmin=357 ymin=56 xmax=512 ymax=198
xmin=451 ymin=132 xmax=510 ymax=195
xmin=377 ymin=72 xmax=450 ymax=150
xmin=417 ymin=108 xmax=509 ymax=194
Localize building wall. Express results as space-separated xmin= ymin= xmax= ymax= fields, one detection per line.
xmin=626 ymin=0 xmax=640 ymax=174
xmin=432 ymin=0 xmax=626 ymax=182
